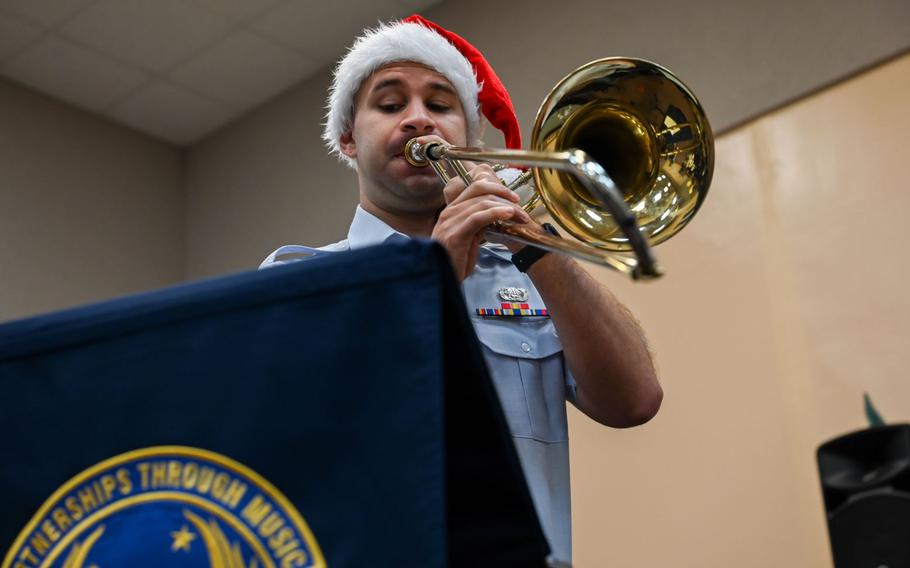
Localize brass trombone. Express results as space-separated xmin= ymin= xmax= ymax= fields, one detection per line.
xmin=405 ymin=57 xmax=714 ymax=280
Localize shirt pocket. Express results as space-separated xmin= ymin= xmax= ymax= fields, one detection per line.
xmin=471 ymin=317 xmax=569 ymax=443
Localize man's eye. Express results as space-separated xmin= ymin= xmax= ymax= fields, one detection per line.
xmin=428 ymin=103 xmax=451 ymax=112
xmin=378 ymin=103 xmax=403 ymax=112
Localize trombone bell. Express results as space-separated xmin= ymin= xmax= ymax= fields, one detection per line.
xmin=533 ymin=58 xmax=713 ymax=252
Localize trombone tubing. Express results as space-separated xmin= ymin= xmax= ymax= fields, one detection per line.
xmin=417 ymin=143 xmax=661 ymax=279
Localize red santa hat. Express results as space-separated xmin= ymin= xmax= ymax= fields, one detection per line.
xmin=323 ymin=14 xmax=521 ymax=168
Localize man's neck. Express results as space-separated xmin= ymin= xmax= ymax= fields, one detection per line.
xmin=359 ymin=197 xmax=436 ymax=238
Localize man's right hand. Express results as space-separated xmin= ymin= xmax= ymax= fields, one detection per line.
xmin=431 ymin=162 xmax=530 ymax=282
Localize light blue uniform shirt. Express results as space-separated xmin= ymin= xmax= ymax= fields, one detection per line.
xmin=262 ymin=206 xmax=575 ymax=562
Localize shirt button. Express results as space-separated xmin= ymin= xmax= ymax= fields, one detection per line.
xmin=520 ymin=341 xmax=532 ymax=353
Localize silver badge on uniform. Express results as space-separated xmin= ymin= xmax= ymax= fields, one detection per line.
xmin=498 ymin=287 xmax=529 ymax=302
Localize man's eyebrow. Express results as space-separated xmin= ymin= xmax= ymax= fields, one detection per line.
xmin=368 ymin=78 xmax=457 ymax=96
xmin=428 ymin=82 xmax=457 ymax=96
xmin=370 ymin=78 xmax=404 ymax=93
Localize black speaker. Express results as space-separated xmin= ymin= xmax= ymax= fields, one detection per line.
xmin=817 ymin=424 xmax=910 ymax=567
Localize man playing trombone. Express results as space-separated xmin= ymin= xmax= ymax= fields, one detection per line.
xmin=261 ymin=15 xmax=662 ymax=563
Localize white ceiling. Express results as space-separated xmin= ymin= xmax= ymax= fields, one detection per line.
xmin=0 ymin=0 xmax=443 ymax=145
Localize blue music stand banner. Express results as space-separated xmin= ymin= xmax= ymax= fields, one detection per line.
xmin=0 ymin=240 xmax=548 ymax=568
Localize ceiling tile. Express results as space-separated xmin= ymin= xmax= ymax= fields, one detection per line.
xmin=0 ymin=14 xmax=42 ymax=62
xmin=171 ymin=29 xmax=320 ymax=108
xmin=396 ymin=0 xmax=444 ymax=9
xmin=189 ymin=0 xmax=282 ymax=22
xmin=108 ymin=80 xmax=234 ymax=144
xmin=1 ymin=35 xmax=149 ymax=112
xmin=60 ymin=0 xmax=232 ymax=72
xmin=0 ymin=0 xmax=449 ymax=145
xmin=252 ymin=0 xmax=410 ymax=62
xmin=0 ymin=0 xmax=99 ymax=28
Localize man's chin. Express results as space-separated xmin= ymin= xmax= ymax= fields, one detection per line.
xmin=401 ymin=178 xmax=444 ymax=200
xmin=389 ymin=163 xmax=443 ymax=189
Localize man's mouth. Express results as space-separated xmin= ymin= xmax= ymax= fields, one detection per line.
xmin=391 ymin=137 xmax=418 ymax=160
xmin=392 ymin=151 xmax=417 ymax=164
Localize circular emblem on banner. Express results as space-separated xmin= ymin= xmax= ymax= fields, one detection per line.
xmin=2 ymin=446 xmax=325 ymax=568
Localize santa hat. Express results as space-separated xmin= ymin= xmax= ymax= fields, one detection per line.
xmin=323 ymin=14 xmax=521 ymax=168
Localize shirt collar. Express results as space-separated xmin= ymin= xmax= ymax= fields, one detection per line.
xmin=346 ymin=205 xmax=514 ymax=262
xmin=346 ymin=205 xmax=410 ymax=249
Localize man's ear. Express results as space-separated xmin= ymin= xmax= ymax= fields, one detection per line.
xmin=340 ymin=131 xmax=356 ymax=158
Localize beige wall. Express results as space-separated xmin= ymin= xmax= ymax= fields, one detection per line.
xmin=183 ymin=67 xmax=358 ymax=279
xmin=568 ymin=54 xmax=910 ymax=567
xmin=0 ymin=79 xmax=183 ymax=321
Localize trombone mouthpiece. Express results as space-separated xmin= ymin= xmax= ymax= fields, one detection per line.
xmin=404 ymin=139 xmax=448 ymax=167
xmin=404 ymin=139 xmax=429 ymax=167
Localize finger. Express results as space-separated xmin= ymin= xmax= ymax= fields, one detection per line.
xmin=448 ymin=205 xmax=530 ymax=241
xmin=411 ymin=134 xmax=451 ymax=147
xmin=443 ymin=167 xmax=503 ymax=204
xmin=451 ymin=178 xmax=520 ymax=205
xmin=441 ymin=196 xmax=529 ymax=224
xmin=444 ymin=175 xmax=518 ymax=206
xmin=467 ymin=163 xmax=498 ymax=183
xmin=442 ymin=175 xmax=468 ymax=204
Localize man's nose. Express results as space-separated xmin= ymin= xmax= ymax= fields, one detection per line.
xmin=401 ymin=102 xmax=436 ymax=133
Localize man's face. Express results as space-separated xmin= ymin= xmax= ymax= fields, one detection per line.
xmin=340 ymin=63 xmax=469 ymax=216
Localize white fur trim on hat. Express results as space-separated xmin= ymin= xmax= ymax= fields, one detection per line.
xmin=323 ymin=20 xmax=481 ymax=168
